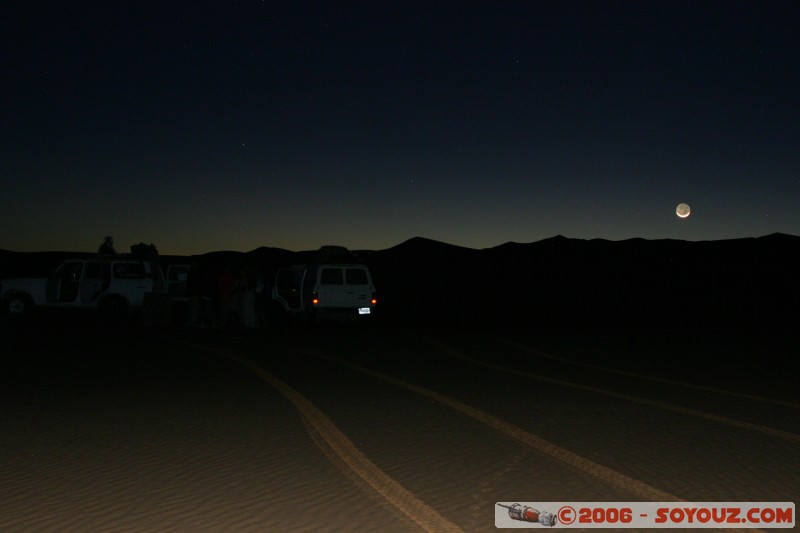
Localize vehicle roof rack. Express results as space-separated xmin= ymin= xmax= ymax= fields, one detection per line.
xmin=313 ymin=245 xmax=361 ymax=264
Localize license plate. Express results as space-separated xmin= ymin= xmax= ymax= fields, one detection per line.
xmin=358 ymin=307 xmax=371 ymax=315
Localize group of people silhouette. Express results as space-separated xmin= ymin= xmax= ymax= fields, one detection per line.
xmin=217 ymin=266 xmax=262 ymax=328
xmin=97 ymin=235 xmax=265 ymax=328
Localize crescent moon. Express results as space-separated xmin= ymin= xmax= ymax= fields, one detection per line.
xmin=676 ymin=203 xmax=691 ymax=218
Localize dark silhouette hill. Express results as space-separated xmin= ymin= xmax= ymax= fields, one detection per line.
xmin=377 ymin=236 xmax=479 ymax=263
xmin=2 ymin=233 xmax=799 ymax=327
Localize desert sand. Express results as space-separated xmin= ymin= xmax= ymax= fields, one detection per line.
xmin=1 ymin=315 xmax=797 ymax=532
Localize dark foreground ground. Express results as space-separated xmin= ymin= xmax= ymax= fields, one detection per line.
xmin=1 ymin=315 xmax=797 ymax=531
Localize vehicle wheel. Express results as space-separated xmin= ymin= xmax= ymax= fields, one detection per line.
xmin=4 ymin=294 xmax=33 ymax=316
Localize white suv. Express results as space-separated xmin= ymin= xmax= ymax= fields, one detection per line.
xmin=273 ymin=263 xmax=377 ymax=320
xmin=271 ymin=246 xmax=377 ymax=321
xmin=1 ymin=256 xmax=166 ymax=318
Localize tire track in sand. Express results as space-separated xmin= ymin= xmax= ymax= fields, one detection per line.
xmin=295 ymin=348 xmax=681 ymax=501
xmin=504 ymin=339 xmax=800 ymax=410
xmin=171 ymin=339 xmax=462 ymax=533
xmin=426 ymin=339 xmax=800 ymax=443
xmin=295 ymin=347 xmax=769 ymax=533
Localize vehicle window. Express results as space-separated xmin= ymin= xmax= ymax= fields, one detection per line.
xmin=346 ymin=268 xmax=368 ymax=285
xmin=85 ymin=261 xmax=104 ymax=279
xmin=276 ymin=270 xmax=298 ymax=290
xmin=320 ymin=268 xmax=343 ymax=285
xmin=59 ymin=261 xmax=84 ymax=281
xmin=168 ymin=266 xmax=189 ymax=283
xmin=113 ymin=262 xmax=146 ymax=279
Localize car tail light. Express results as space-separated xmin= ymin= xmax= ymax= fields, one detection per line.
xmin=312 ymin=291 xmax=319 ymax=305
xmin=371 ymin=292 xmax=377 ymax=305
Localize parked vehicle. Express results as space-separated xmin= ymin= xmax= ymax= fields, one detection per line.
xmin=1 ymin=255 xmax=166 ymax=318
xmin=271 ymin=246 xmax=377 ymax=321
xmin=165 ymin=264 xmax=190 ymax=300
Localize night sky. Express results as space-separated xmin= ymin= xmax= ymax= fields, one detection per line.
xmin=3 ymin=1 xmax=799 ymax=255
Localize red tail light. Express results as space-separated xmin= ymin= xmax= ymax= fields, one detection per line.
xmin=312 ymin=291 xmax=319 ymax=305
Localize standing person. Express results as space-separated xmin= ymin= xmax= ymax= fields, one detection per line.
xmin=241 ymin=266 xmax=258 ymax=328
xmin=184 ymin=260 xmax=202 ymax=327
xmin=254 ymin=270 xmax=270 ymax=327
xmin=217 ymin=267 xmax=235 ymax=328
xmin=98 ymin=236 xmax=116 ymax=254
